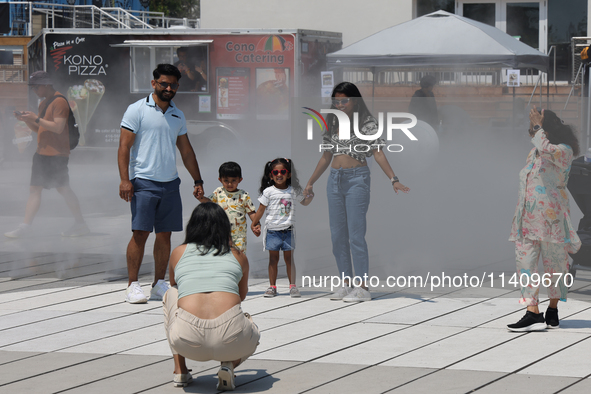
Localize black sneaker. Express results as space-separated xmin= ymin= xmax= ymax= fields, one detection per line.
xmin=507 ymin=311 xmax=547 ymax=332
xmin=545 ymin=307 xmax=560 ymax=329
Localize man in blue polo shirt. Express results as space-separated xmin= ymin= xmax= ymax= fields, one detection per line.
xmin=118 ymin=63 xmax=204 ymax=304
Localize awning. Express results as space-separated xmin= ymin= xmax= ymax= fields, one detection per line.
xmin=110 ymin=40 xmax=213 ymax=47
xmin=327 ymin=11 xmax=549 ymax=72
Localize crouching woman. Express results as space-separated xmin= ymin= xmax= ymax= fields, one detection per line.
xmin=163 ymin=202 xmax=260 ymax=389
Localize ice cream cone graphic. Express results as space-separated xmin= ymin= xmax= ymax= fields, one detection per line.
xmin=13 ymin=121 xmax=32 ymax=153
xmin=84 ymin=79 xmax=105 ymax=130
xmin=67 ymin=85 xmax=89 ymax=145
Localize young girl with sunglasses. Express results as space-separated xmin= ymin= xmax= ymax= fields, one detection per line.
xmin=251 ymin=158 xmax=313 ymax=298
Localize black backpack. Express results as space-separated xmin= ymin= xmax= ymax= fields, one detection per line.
xmin=39 ymin=94 xmax=80 ymax=150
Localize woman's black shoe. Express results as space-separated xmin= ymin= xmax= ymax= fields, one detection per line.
xmin=507 ymin=311 xmax=547 ymax=332
xmin=545 ymin=307 xmax=559 ymax=328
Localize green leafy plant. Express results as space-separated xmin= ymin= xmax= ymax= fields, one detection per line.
xmin=149 ymin=0 xmax=200 ymax=19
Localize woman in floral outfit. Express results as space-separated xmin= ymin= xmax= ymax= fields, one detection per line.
xmin=508 ymin=107 xmax=581 ymax=332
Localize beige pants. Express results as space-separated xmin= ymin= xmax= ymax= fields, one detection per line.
xmin=163 ymin=288 xmax=260 ymax=362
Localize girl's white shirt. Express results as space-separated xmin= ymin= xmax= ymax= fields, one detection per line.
xmin=259 ymin=185 xmax=303 ymax=230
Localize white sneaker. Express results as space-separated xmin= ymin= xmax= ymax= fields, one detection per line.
xmin=217 ymin=361 xmax=235 ymax=391
xmin=150 ymin=279 xmax=170 ymax=301
xmin=330 ymin=286 xmax=353 ymax=300
xmin=125 ymin=281 xmax=148 ymax=304
xmin=4 ymin=223 xmax=31 ymax=238
xmin=61 ymin=222 xmax=90 ymax=237
xmin=173 ymin=371 xmax=193 ymax=387
xmin=342 ymin=287 xmax=371 ymax=302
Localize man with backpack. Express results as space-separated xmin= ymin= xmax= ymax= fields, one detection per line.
xmin=4 ymin=71 xmax=89 ymax=238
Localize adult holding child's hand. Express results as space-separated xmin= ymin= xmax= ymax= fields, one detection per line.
xmin=304 ymin=82 xmax=409 ymax=303
xmin=118 ymin=64 xmax=204 ymax=306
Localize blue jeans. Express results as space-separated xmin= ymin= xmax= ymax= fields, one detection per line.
xmin=265 ymin=228 xmax=294 ymax=251
xmin=327 ymin=167 xmax=370 ymax=279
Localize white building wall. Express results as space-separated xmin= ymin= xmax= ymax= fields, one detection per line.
xmin=201 ymin=0 xmax=413 ymax=47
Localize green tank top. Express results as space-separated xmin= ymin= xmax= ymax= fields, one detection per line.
xmin=174 ymin=244 xmax=242 ymax=299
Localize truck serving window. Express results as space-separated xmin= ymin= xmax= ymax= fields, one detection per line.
xmin=112 ymin=40 xmax=211 ymax=94
xmin=131 ymin=46 xmax=209 ymax=94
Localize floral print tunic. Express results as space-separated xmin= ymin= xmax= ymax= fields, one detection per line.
xmin=509 ymin=129 xmax=581 ymax=251
xmin=209 ymin=187 xmax=256 ymax=251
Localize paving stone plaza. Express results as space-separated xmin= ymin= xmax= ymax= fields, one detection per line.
xmin=1 ymin=157 xmax=591 ymax=394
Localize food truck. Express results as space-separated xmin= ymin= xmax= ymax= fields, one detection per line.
xmin=26 ymin=28 xmax=343 ymax=151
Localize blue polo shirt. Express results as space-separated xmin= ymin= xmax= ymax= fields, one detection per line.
xmin=121 ymin=94 xmax=188 ymax=182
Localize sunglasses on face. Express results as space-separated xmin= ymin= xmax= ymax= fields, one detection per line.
xmin=156 ymin=81 xmax=179 ymax=90
xmin=272 ymin=169 xmax=289 ymax=176
xmin=332 ymin=98 xmax=351 ymax=106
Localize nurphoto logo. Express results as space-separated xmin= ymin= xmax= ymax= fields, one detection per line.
xmin=302 ymin=108 xmax=419 ymax=153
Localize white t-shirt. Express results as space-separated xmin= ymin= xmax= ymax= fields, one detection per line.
xmin=258 ymin=185 xmax=302 ymax=230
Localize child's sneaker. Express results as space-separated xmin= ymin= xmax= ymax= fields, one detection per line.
xmin=289 ymin=286 xmax=301 ymax=298
xmin=264 ymin=286 xmax=277 ymax=298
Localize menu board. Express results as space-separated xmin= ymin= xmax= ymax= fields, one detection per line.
xmin=216 ymin=67 xmax=250 ymax=119
xmin=256 ymin=68 xmax=289 ymax=120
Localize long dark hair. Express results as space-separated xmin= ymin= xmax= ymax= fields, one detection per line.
xmin=326 ymin=82 xmax=374 ymax=136
xmin=259 ymin=158 xmax=302 ymax=195
xmin=542 ymin=110 xmax=580 ymax=157
xmin=183 ymin=203 xmax=231 ymax=256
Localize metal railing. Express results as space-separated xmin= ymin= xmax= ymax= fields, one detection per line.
xmin=0 ymin=65 xmax=26 ymax=83
xmin=549 ymin=45 xmax=557 ymax=87
xmin=4 ymin=2 xmax=200 ymax=35
xmin=572 ymin=37 xmax=591 ymax=85
xmin=562 ymin=63 xmax=584 ymax=117
xmin=343 ymin=67 xmax=547 ymax=87
xmin=527 ymin=46 xmax=557 ymax=107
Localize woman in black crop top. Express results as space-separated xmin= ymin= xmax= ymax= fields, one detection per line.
xmin=304 ymin=82 xmax=410 ymax=303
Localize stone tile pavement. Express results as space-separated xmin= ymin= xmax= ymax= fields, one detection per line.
xmin=1 ymin=158 xmax=591 ymax=393
xmin=0 ymin=246 xmax=590 ymax=393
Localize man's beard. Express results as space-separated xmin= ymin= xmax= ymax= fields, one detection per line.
xmin=156 ymin=89 xmax=175 ymax=102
